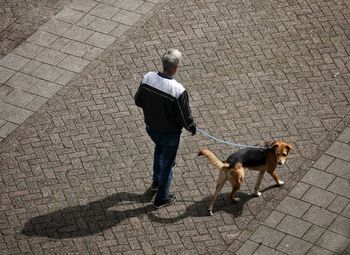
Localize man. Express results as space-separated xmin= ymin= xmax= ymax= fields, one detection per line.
xmin=134 ymin=49 xmax=196 ymax=208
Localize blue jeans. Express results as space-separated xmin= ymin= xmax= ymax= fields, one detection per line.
xmin=146 ymin=126 xmax=181 ymax=203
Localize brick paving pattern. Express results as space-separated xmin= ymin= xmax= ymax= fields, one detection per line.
xmin=0 ymin=0 xmax=350 ymax=254
xmin=0 ymin=0 xmax=162 ymax=142
xmin=236 ymin=127 xmax=350 ymax=254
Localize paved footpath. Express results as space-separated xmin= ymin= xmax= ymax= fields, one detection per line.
xmin=0 ymin=0 xmax=350 ymax=254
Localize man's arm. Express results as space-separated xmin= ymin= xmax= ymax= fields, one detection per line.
xmin=134 ymin=83 xmax=143 ymax=108
xmin=177 ymin=90 xmax=196 ymax=135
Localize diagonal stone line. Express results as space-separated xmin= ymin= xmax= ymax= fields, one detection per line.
xmin=0 ymin=0 xmax=163 ymax=143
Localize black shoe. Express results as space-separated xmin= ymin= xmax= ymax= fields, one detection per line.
xmin=153 ymin=194 xmax=177 ymax=209
xmin=150 ymin=181 xmax=158 ymax=191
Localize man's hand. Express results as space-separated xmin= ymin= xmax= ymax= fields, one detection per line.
xmin=190 ymin=124 xmax=196 ymax=136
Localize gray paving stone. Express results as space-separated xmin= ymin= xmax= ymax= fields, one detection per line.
xmin=63 ymin=26 xmax=94 ymax=42
xmin=109 ymin=23 xmax=130 ymax=37
xmin=113 ymin=0 xmax=144 ymax=11
xmin=85 ymin=32 xmax=116 ymax=48
xmin=87 ymin=17 xmax=118 ymax=34
xmin=0 ymin=66 xmax=15 ymax=84
xmin=306 ymin=246 xmax=336 ymax=255
xmin=337 ymin=127 xmax=350 ymax=144
xmin=12 ymin=42 xmax=45 ymax=59
xmin=40 ymin=19 xmax=73 ymax=36
xmin=327 ymin=177 xmax=350 ymax=199
xmin=302 ymin=225 xmax=326 ymax=243
xmin=0 ymin=85 xmax=13 ymax=97
xmin=341 ymin=203 xmax=350 ymax=218
xmin=1 ymin=89 xmax=36 ymax=107
xmin=326 ymin=141 xmax=350 ymax=161
xmin=302 ymin=186 xmax=337 ymax=208
xmin=276 ymin=215 xmax=312 ymax=238
xmin=55 ymin=7 xmax=85 ymax=24
xmin=35 ymin=48 xmax=67 ymax=65
xmin=76 ymin=14 xmax=97 ymax=27
xmin=313 ymin=154 xmax=334 ymax=171
xmin=253 ymin=245 xmax=285 ymax=255
xmin=68 ymin=0 xmax=98 ymax=12
xmin=317 ymin=230 xmax=350 ymax=254
xmin=326 ymin=158 xmax=350 ymax=179
xmin=250 ymin=226 xmax=285 ymax=248
xmin=301 ymin=168 xmax=336 ymax=189
xmin=30 ymin=80 xmax=62 ymax=98
xmin=0 ymin=119 xmax=5 ymax=127
xmin=0 ymin=53 xmax=31 ymax=71
xmin=32 ymin=64 xmax=66 ymax=82
xmin=328 ymin=196 xmax=349 ymax=214
xmin=83 ymin=47 xmax=104 ymax=61
xmin=302 ymin=206 xmax=337 ymax=228
xmin=6 ymin=73 xmax=38 ymax=91
xmin=328 ymin=216 xmax=350 ymax=238
xmin=0 ymin=121 xmax=18 ymax=138
xmin=136 ymin=1 xmax=156 ymax=15
xmin=27 ymin=30 xmax=59 ymax=47
xmin=58 ymin=55 xmax=90 ymax=73
xmin=0 ymin=101 xmax=6 ymax=112
xmin=277 ymin=235 xmax=312 ymax=255
xmin=90 ymin=3 xmax=119 ymax=19
xmin=0 ymin=103 xmax=33 ymax=124
xmin=49 ymin=37 xmax=71 ymax=51
xmin=24 ymin=96 xmax=48 ymax=111
xmin=61 ymin=41 xmax=93 ymax=57
xmin=20 ymin=60 xmax=42 ymax=74
xmin=276 ymin=196 xmax=311 ymax=218
xmin=55 ymin=70 xmax=76 ymax=86
xmin=236 ymin=240 xmax=259 ymax=255
xmin=263 ymin=211 xmax=285 ymax=228
xmin=289 ymin=182 xmax=310 ymax=199
xmin=112 ymin=9 xmax=142 ymax=26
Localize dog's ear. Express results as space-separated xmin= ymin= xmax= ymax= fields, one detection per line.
xmin=285 ymin=143 xmax=293 ymax=153
xmin=271 ymin=141 xmax=279 ymax=150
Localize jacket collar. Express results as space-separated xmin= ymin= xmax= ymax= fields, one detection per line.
xmin=157 ymin=72 xmax=174 ymax=80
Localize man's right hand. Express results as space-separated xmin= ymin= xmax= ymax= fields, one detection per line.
xmin=190 ymin=124 xmax=196 ymax=136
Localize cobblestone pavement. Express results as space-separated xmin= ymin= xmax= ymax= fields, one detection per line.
xmin=1 ymin=0 xmax=350 ymax=254
xmin=0 ymin=0 xmax=70 ymax=59
xmin=236 ymin=127 xmax=350 ymax=255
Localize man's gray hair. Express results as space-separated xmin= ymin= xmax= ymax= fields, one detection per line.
xmin=162 ymin=49 xmax=182 ymax=71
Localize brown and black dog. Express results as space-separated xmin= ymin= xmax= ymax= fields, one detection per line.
xmin=198 ymin=141 xmax=293 ymax=215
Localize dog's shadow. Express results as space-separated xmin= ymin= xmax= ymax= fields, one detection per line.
xmin=21 ymin=185 xmax=279 ymax=239
xmin=148 ymin=185 xmax=280 ymax=224
xmin=21 ymin=191 xmax=156 ymax=239
xmin=148 ymin=192 xmax=255 ymax=224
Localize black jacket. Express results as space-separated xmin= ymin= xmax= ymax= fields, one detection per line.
xmin=134 ymin=72 xmax=196 ymax=134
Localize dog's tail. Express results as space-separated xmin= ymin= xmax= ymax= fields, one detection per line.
xmin=198 ymin=149 xmax=229 ymax=170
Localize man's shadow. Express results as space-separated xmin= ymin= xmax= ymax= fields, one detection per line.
xmin=21 ymin=185 xmax=279 ymax=239
xmin=21 ymin=191 xmax=156 ymax=239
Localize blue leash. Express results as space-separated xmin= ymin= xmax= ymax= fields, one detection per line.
xmin=196 ymin=127 xmax=262 ymax=149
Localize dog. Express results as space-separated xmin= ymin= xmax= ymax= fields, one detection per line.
xmin=198 ymin=141 xmax=293 ymax=215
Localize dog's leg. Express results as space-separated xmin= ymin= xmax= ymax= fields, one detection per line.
xmin=254 ymin=171 xmax=265 ymax=197
xmin=230 ymin=184 xmax=241 ymax=202
xmin=208 ymin=171 xmax=226 ymax=216
xmin=230 ymin=168 xmax=244 ymax=202
xmin=269 ymin=170 xmax=284 ymax=186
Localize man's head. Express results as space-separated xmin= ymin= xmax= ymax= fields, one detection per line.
xmin=162 ymin=49 xmax=182 ymax=76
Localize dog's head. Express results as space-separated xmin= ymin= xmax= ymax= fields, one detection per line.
xmin=270 ymin=141 xmax=293 ymax=165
